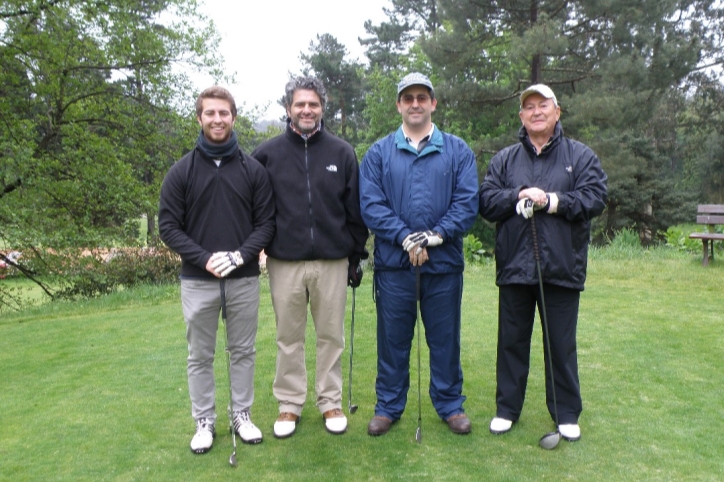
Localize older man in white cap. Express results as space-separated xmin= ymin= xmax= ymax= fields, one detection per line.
xmin=359 ymin=72 xmax=479 ymax=436
xmin=478 ymin=84 xmax=608 ymax=442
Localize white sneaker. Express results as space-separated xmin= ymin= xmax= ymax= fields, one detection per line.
xmin=232 ymin=410 xmax=263 ymax=444
xmin=559 ymin=424 xmax=581 ymax=441
xmin=323 ymin=408 xmax=347 ymax=434
xmin=489 ymin=417 xmax=513 ymax=434
xmin=273 ymin=412 xmax=299 ymax=438
xmin=190 ymin=418 xmax=215 ymax=454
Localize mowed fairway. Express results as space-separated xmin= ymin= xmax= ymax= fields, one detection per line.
xmin=1 ymin=250 xmax=722 ymax=481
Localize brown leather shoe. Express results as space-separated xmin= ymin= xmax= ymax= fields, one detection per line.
xmin=446 ymin=413 xmax=471 ymax=434
xmin=368 ymin=415 xmax=394 ymax=436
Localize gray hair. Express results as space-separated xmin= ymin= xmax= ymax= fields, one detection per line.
xmin=284 ymin=76 xmax=327 ymax=111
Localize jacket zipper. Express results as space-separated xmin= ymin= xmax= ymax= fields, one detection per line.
xmin=304 ymin=139 xmax=315 ymax=251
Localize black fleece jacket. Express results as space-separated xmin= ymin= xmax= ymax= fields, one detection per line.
xmin=158 ymin=148 xmax=276 ymax=278
xmin=252 ymin=122 xmax=368 ymax=263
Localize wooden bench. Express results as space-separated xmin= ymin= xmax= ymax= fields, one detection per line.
xmin=689 ymin=204 xmax=724 ymax=266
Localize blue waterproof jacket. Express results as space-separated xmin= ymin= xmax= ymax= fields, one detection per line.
xmin=360 ymin=126 xmax=479 ymax=273
xmin=479 ymin=123 xmax=608 ymax=291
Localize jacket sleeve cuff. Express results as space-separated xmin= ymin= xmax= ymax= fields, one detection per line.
xmin=547 ymin=192 xmax=559 ymax=214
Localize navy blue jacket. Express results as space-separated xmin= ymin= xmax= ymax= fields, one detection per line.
xmin=360 ymin=126 xmax=478 ymax=273
xmin=479 ymin=123 xmax=607 ymax=290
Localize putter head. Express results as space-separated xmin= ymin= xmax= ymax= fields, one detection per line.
xmin=349 ymin=404 xmax=358 ymax=414
xmin=415 ymin=427 xmax=422 ymax=443
xmin=538 ymin=430 xmax=561 ymax=450
xmin=229 ymin=452 xmax=238 ymax=467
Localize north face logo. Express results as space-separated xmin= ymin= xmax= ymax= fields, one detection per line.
xmin=326 ymin=165 xmax=338 ymax=172
xmin=565 ymin=166 xmax=573 ymax=172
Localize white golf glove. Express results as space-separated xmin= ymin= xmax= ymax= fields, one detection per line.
xmin=516 ymin=196 xmax=551 ymax=219
xmin=402 ymin=230 xmax=443 ymax=254
xmin=516 ymin=198 xmax=535 ymax=219
xmin=210 ymin=251 xmax=243 ymax=277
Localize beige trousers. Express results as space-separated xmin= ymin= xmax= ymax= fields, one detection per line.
xmin=267 ymin=257 xmax=348 ymax=415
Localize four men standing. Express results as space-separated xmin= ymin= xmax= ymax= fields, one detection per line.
xmin=160 ymin=77 xmax=605 ymax=449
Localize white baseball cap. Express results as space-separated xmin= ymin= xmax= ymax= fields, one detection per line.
xmin=520 ymin=84 xmax=558 ymax=107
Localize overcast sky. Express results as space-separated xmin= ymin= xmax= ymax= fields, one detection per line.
xmin=197 ymin=0 xmax=392 ymax=120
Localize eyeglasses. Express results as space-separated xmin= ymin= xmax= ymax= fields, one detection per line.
xmin=400 ymin=94 xmax=431 ymax=105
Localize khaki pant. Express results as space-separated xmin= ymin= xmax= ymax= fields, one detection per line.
xmin=267 ymin=257 xmax=347 ymax=415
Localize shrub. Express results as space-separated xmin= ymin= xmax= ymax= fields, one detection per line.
xmin=51 ymin=247 xmax=181 ymax=300
xmin=463 ymin=234 xmax=487 ymax=265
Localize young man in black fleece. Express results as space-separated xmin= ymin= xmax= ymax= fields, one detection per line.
xmin=159 ymin=86 xmax=275 ymax=454
xmin=252 ymin=76 xmax=368 ymax=438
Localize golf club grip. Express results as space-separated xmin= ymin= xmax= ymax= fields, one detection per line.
xmin=530 ymin=214 xmax=541 ymax=263
xmin=220 ymin=279 xmax=227 ymax=321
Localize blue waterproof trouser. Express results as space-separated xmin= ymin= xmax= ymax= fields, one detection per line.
xmin=373 ymin=270 xmax=466 ymax=421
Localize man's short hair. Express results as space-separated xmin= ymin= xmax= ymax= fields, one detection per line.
xmin=284 ymin=76 xmax=327 ymax=111
xmin=196 ymin=86 xmax=237 ymax=118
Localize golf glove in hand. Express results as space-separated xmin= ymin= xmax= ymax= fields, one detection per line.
xmin=402 ymin=230 xmax=443 ymax=253
xmin=516 ymin=198 xmax=535 ymax=219
xmin=348 ymin=262 xmax=363 ymax=288
xmin=210 ymin=251 xmax=243 ymax=277
xmin=516 ymin=196 xmax=550 ymax=219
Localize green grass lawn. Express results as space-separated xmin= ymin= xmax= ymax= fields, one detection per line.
xmin=1 ymin=250 xmax=723 ymax=481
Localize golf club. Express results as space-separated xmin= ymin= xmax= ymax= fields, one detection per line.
xmin=220 ymin=280 xmax=238 ymax=467
xmin=414 ymin=265 xmax=422 ymax=443
xmin=348 ymin=286 xmax=359 ymax=414
xmin=530 ymin=212 xmax=562 ymax=450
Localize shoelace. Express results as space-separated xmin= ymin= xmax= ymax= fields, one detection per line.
xmin=196 ymin=418 xmax=214 ymax=433
xmin=233 ymin=411 xmax=253 ymax=430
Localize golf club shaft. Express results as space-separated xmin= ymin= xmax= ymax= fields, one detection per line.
xmin=348 ymin=286 xmax=357 ymax=413
xmin=530 ymin=215 xmax=560 ymax=428
xmin=220 ymin=280 xmax=238 ymax=465
xmin=415 ymin=265 xmax=422 ymax=442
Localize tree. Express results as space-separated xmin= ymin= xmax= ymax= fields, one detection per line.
xmin=299 ymin=34 xmax=366 ymax=143
xmin=0 ymin=0 xmax=226 ymax=302
xmin=369 ymin=0 xmax=724 ymax=242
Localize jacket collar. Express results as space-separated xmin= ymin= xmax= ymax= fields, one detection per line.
xmin=394 ymin=124 xmax=443 ymax=156
xmin=519 ymin=121 xmax=563 ymax=155
xmin=285 ymin=118 xmax=325 ymax=144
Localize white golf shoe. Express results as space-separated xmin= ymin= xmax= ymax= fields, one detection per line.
xmin=274 ymin=412 xmax=300 ymax=438
xmin=232 ymin=410 xmax=263 ymax=444
xmin=323 ymin=408 xmax=348 ymax=434
xmin=190 ymin=418 xmax=215 ymax=454
xmin=559 ymin=424 xmax=581 ymax=441
xmin=489 ymin=417 xmax=513 ymax=434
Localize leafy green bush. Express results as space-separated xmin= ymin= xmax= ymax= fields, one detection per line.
xmin=664 ymin=225 xmax=703 ymax=253
xmin=463 ymin=234 xmax=487 ymax=264
xmin=52 ymin=247 xmax=180 ymax=300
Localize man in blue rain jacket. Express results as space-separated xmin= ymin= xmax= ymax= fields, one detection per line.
xmin=360 ymin=73 xmax=479 ymax=436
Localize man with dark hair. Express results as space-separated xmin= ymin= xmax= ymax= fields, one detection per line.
xmin=479 ymin=84 xmax=607 ymax=442
xmin=159 ymin=86 xmax=275 ymax=454
xmin=252 ymin=76 xmax=369 ymax=438
xmin=359 ymin=72 xmax=478 ymax=436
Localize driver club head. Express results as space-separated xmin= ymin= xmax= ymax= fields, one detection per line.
xmin=538 ymin=430 xmax=562 ymax=450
